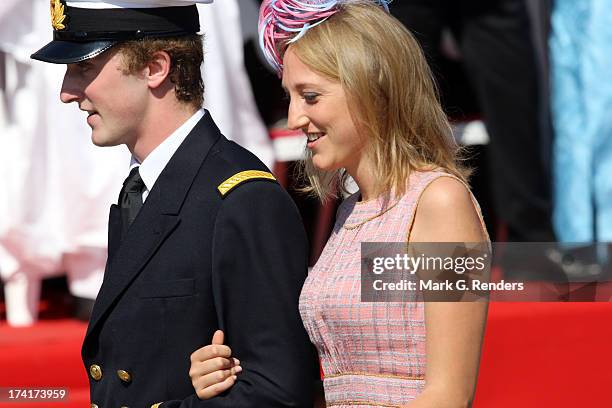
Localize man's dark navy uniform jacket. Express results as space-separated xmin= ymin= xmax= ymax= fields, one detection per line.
xmin=82 ymin=112 xmax=317 ymax=408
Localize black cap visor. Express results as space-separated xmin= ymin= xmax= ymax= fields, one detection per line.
xmin=31 ymin=39 xmax=116 ymax=64
xmin=31 ymin=5 xmax=199 ymax=64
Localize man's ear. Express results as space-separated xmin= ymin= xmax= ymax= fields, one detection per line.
xmin=146 ymin=51 xmax=171 ymax=89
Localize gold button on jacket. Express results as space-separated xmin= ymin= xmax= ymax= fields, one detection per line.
xmin=89 ymin=364 xmax=102 ymax=381
xmin=90 ymin=404 xmax=99 ymax=408
xmin=117 ymin=369 xmax=132 ymax=383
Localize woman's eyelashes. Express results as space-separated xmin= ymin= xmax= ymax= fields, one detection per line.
xmin=282 ymin=89 xmax=320 ymax=103
xmin=302 ymin=92 xmax=320 ymax=103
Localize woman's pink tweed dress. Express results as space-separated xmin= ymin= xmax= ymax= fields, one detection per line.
xmin=299 ymin=170 xmax=485 ymax=407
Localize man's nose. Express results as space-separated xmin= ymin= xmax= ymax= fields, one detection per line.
xmin=59 ymin=69 xmax=81 ymax=104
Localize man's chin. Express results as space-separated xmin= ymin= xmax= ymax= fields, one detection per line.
xmin=91 ymin=133 xmax=118 ymax=147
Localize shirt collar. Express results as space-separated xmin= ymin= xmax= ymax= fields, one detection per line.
xmin=130 ymin=109 xmax=205 ymax=192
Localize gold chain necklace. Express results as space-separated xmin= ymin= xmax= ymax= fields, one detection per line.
xmin=342 ymin=200 xmax=400 ymax=230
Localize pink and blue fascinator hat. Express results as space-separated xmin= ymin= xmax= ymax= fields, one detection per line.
xmin=258 ymin=0 xmax=391 ymax=74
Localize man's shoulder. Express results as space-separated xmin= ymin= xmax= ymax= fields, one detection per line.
xmin=194 ymin=137 xmax=286 ymax=202
xmin=213 ymin=137 xmax=269 ymax=172
xmin=183 ymin=110 xmax=269 ymax=177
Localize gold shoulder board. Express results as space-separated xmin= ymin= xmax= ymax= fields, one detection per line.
xmin=217 ymin=170 xmax=277 ymax=197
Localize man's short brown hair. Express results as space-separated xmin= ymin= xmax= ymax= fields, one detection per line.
xmin=117 ymin=34 xmax=204 ymax=109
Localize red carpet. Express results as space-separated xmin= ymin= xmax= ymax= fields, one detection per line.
xmin=1 ymin=303 xmax=611 ymax=407
xmin=0 ymin=319 xmax=89 ymax=407
xmin=474 ymin=302 xmax=612 ymax=407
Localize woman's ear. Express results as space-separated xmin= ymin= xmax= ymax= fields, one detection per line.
xmin=146 ymin=50 xmax=172 ymax=89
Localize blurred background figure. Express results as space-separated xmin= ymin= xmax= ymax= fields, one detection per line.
xmin=550 ymin=0 xmax=612 ymax=243
xmin=389 ymin=0 xmax=556 ymax=243
xmin=198 ymin=0 xmax=274 ymax=169
xmin=0 ymin=0 xmax=129 ymax=326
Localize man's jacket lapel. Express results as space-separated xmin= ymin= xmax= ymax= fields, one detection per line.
xmin=107 ymin=204 xmax=122 ymax=262
xmin=85 ymin=112 xmax=222 ymax=340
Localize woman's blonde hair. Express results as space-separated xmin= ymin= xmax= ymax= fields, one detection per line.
xmin=284 ymin=1 xmax=470 ymax=201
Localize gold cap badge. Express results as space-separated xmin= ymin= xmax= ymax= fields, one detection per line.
xmin=50 ymin=0 xmax=66 ymax=31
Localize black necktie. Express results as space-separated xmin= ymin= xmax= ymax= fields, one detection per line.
xmin=119 ymin=167 xmax=145 ymax=231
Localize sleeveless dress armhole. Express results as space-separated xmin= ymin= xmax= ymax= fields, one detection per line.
xmin=406 ymin=174 xmax=491 ymax=243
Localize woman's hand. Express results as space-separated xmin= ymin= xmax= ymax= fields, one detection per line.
xmin=189 ymin=330 xmax=242 ymax=399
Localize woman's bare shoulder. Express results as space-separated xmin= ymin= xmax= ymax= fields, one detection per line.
xmin=410 ymin=176 xmax=485 ymax=242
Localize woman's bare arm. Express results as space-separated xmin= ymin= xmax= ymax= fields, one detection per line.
xmin=407 ymin=177 xmax=488 ymax=408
